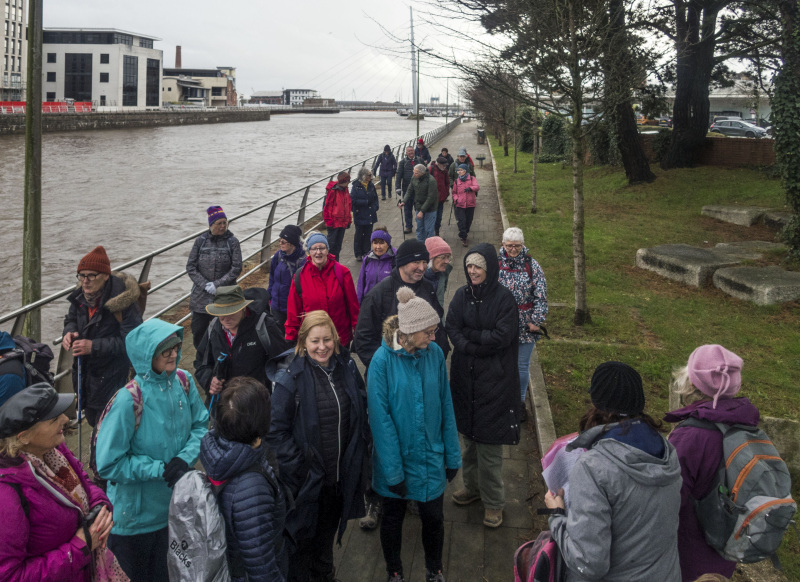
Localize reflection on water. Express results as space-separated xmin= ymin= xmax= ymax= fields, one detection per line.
xmin=0 ymin=111 xmax=445 ymax=343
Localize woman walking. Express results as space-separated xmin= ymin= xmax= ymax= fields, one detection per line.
xmin=267 ymin=225 xmax=306 ymax=327
xmin=356 ymin=227 xmax=395 ymax=303
xmin=451 ymin=165 xmax=480 ymax=247
xmin=423 ymin=236 xmax=453 ymax=308
xmin=350 ymin=168 xmax=380 ymax=261
xmin=322 ymin=172 xmax=352 ymax=260
xmin=368 ymin=288 xmax=461 ymax=582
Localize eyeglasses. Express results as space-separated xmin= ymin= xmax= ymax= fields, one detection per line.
xmin=309 ymin=246 xmax=328 ymax=254
xmin=421 ymin=327 xmax=438 ymax=338
xmin=504 ymin=244 xmax=523 ymax=250
xmin=76 ymin=273 xmax=100 ymax=281
xmin=160 ymin=343 xmax=182 ymax=358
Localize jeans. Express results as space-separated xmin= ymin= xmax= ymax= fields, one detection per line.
xmin=288 ymin=485 xmax=343 ymax=582
xmin=461 ymin=436 xmax=505 ymax=509
xmin=435 ymin=201 xmax=445 ymax=233
xmin=453 ymin=206 xmax=475 ymax=241
xmin=380 ymin=175 xmax=393 ymax=198
xmin=402 ymin=202 xmax=414 ymax=231
xmin=108 ymin=527 xmax=169 ymax=582
xmin=353 ymin=224 xmax=372 ymax=258
xmin=190 ymin=311 xmax=214 ymax=349
xmin=326 ymin=227 xmax=345 ymax=261
xmin=518 ymin=342 xmax=536 ymax=402
xmin=381 ymin=495 xmax=444 ymax=575
xmin=416 ymin=211 xmax=437 ymax=241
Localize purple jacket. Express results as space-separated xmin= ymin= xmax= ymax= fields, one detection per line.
xmin=664 ymin=397 xmax=760 ymax=581
xmin=356 ymin=248 xmax=396 ymax=303
xmin=0 ymin=443 xmax=111 ymax=582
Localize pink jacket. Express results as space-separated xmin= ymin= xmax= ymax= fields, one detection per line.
xmin=0 ymin=443 xmax=111 ymax=582
xmin=451 ymin=175 xmax=480 ymax=208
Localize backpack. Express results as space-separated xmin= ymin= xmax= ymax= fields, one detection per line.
xmin=0 ymin=335 xmax=55 ymax=387
xmin=293 ymin=262 xmax=347 ymax=299
xmin=514 ymin=530 xmax=567 ymax=582
xmin=90 ymin=370 xmax=190 ymax=476
xmin=678 ymin=418 xmax=797 ymax=564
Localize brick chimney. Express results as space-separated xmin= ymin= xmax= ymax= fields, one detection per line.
xmin=175 ymin=46 xmax=182 ymax=69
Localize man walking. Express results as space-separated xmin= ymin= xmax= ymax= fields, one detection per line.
xmin=395 ymin=146 xmax=423 ymax=234
xmin=448 ymin=147 xmax=476 ymax=184
xmin=430 ymin=156 xmax=451 ymax=237
xmin=372 ymin=145 xmax=397 ymax=201
xmin=400 ymin=164 xmax=439 ymax=242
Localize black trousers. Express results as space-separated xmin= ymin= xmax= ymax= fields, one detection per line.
xmin=108 ymin=527 xmax=169 ymax=582
xmin=190 ymin=311 xmax=214 ymax=349
xmin=353 ymin=224 xmax=372 ymax=258
xmin=327 ymin=227 xmax=346 ymax=261
xmin=289 ymin=484 xmax=343 ymax=582
xmin=271 ymin=306 xmax=287 ymax=328
xmin=454 ymin=206 xmax=475 ymax=241
xmin=380 ymin=495 xmax=444 ymax=576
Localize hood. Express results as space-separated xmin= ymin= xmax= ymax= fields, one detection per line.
xmin=664 ymin=396 xmax=759 ymax=426
xmin=367 ymin=247 xmax=396 ymax=262
xmin=380 ymin=317 xmax=426 ymax=359
xmin=124 ymin=318 xmax=184 ymax=378
xmin=265 ymin=348 xmax=299 ymax=384
xmin=463 ymin=243 xmax=500 ymax=294
xmin=208 ymin=229 xmax=235 ymax=243
xmin=570 ymin=421 xmax=681 ymax=486
xmin=0 ymin=331 xmax=15 ymax=352
xmin=104 ymin=271 xmax=141 ymax=314
xmin=283 ymin=244 xmax=306 ymax=262
xmin=200 ymin=430 xmax=264 ymax=482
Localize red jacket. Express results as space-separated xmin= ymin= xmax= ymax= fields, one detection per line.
xmin=323 ymin=181 xmax=352 ymax=228
xmin=285 ymin=257 xmax=360 ymax=345
xmin=429 ymin=163 xmax=450 ymax=203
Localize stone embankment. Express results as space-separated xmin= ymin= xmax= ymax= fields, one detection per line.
xmin=0 ymin=108 xmax=271 ymax=136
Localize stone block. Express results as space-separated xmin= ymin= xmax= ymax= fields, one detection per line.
xmin=635 ymin=244 xmax=741 ymax=287
xmin=764 ymin=211 xmax=792 ymax=231
xmin=701 ymin=205 xmax=771 ymax=226
xmin=762 ymin=416 xmax=800 ymax=475
xmin=713 ymin=266 xmax=800 ymax=305
xmin=714 ymin=241 xmax=786 ymax=260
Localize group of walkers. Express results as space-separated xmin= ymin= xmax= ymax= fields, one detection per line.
xmin=0 ymin=139 xmax=782 ymax=582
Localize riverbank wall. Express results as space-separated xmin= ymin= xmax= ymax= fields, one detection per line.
xmin=0 ymin=108 xmax=272 ymax=136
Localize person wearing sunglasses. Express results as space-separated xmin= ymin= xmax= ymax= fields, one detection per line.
xmin=95 ymin=319 xmax=209 ymax=582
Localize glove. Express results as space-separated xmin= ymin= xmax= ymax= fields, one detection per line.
xmin=388 ymin=481 xmax=408 ymax=498
xmin=163 ymin=457 xmax=190 ymax=488
xmin=446 ymin=468 xmax=459 ymax=482
xmin=205 ymin=282 xmax=217 ymax=295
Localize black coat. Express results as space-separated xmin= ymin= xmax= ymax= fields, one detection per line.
xmin=445 ymin=243 xmax=520 ymax=445
xmin=194 ymin=288 xmax=289 ymax=393
xmin=265 ymin=349 xmax=368 ymax=545
xmin=396 ymin=155 xmax=424 ymax=194
xmin=63 ymin=272 xmax=142 ymax=414
xmin=352 ymin=269 xmax=449 ymax=368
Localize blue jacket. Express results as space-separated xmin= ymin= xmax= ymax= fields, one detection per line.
xmin=367 ymin=327 xmax=461 ymax=502
xmin=200 ymin=431 xmax=288 ymax=582
xmin=350 ymin=179 xmax=380 ymax=226
xmin=95 ymin=319 xmax=209 ymax=536
xmin=0 ymin=332 xmax=24 ymax=401
xmin=372 ymin=150 xmax=397 ymax=177
xmin=414 ymin=145 xmax=431 ymax=165
xmin=267 ymin=246 xmax=306 ymax=313
xmin=266 ymin=349 xmax=367 ymax=545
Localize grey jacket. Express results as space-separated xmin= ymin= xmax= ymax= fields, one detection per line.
xmin=549 ymin=422 xmax=682 ymax=582
xmin=186 ymin=230 xmax=243 ymax=312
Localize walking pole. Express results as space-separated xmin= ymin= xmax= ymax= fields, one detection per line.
xmin=448 ymin=196 xmax=454 ymax=225
xmin=76 ymin=355 xmax=83 ymax=459
xmin=399 ymin=203 xmax=406 ymax=240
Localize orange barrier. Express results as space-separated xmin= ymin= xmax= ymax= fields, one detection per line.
xmin=1 ymin=101 xmax=94 ymax=113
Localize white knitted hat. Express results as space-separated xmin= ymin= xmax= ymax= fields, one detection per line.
xmin=396 ymin=287 xmax=440 ymax=334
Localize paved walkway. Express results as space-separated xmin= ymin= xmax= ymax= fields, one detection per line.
xmin=331 ymin=121 xmax=544 ymax=581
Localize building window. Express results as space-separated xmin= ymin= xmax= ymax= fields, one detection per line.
xmin=47 ymin=52 xmax=56 ymax=63
xmin=99 ymin=72 xmax=109 ymax=82
xmin=46 ymin=71 xmax=55 ymax=82
xmin=64 ymin=53 xmax=92 ymax=102
xmin=139 ymin=38 xmax=153 ymax=49
xmin=114 ymin=33 xmax=133 ymax=46
xmin=46 ymin=91 xmax=55 ymax=100
xmin=122 ymin=55 xmax=138 ymax=106
xmin=100 ymin=95 xmax=106 ymax=106
xmin=145 ymin=58 xmax=159 ymax=106
xmin=100 ymin=53 xmax=109 ymax=64
xmin=211 ymin=87 xmax=223 ymax=96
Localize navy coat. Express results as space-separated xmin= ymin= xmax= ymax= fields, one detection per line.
xmin=267 ymin=246 xmax=306 ymax=314
xmin=350 ymin=179 xmax=380 ymax=226
xmin=372 ymin=151 xmax=397 ymax=177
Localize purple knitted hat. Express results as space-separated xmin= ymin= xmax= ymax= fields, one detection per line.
xmin=207 ymin=205 xmax=227 ymax=226
xmin=687 ymin=344 xmax=743 ymax=408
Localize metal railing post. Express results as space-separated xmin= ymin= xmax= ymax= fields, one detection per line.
xmin=138 ymin=256 xmax=153 ymax=284
xmin=260 ymin=202 xmax=278 ymax=264
xmin=11 ymin=313 xmax=26 ymax=337
xmin=296 ymin=187 xmax=311 ymax=227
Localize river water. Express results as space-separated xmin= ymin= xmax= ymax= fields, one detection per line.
xmin=0 ymin=111 xmax=445 ymax=344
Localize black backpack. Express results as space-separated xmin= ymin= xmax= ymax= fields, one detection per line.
xmin=0 ymin=335 xmax=55 ymax=387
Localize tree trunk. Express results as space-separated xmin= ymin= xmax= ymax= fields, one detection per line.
xmin=531 ymin=111 xmax=539 ymax=214
xmin=661 ymin=3 xmax=720 ymax=169
xmin=504 ymin=124 xmax=510 ymax=156
xmin=513 ymin=107 xmax=518 ymax=173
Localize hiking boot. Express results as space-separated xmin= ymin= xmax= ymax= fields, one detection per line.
xmin=426 ymin=569 xmax=445 ymax=582
xmin=382 ymin=196 xmax=387 ymax=201
xmin=460 ymin=238 xmax=468 ymax=247
xmin=484 ymin=508 xmax=503 ymax=528
xmin=519 ymin=403 xmax=528 ymax=423
xmin=403 ymin=228 xmax=412 ymax=234
xmin=451 ymin=488 xmax=480 ymax=506
xmin=359 ymin=500 xmax=381 ymax=530
xmin=387 ymin=572 xmax=405 ymax=582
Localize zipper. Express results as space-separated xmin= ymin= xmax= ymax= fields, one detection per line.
xmin=734 ymin=498 xmax=795 ymax=539
xmin=726 ymin=440 xmax=773 ymax=469
xmin=325 ymin=370 xmax=343 ymax=484
xmin=731 ymin=455 xmax=783 ymax=502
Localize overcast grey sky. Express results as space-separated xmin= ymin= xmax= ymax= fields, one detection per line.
xmin=44 ymin=0 xmax=479 ymax=103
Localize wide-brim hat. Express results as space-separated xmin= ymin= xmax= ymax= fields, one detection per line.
xmin=0 ymin=383 xmax=75 ymax=439
xmin=205 ymin=285 xmax=253 ymax=317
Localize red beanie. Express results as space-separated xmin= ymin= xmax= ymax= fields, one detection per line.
xmin=77 ymin=246 xmax=111 ymax=275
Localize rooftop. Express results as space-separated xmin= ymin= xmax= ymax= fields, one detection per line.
xmin=43 ymin=27 xmax=161 ymax=41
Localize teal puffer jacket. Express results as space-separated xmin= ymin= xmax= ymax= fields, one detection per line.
xmin=95 ymin=319 xmax=209 ymax=536
xmin=367 ymin=330 xmax=461 ymax=502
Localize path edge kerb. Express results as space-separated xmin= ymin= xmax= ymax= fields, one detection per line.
xmin=487 ymin=136 xmax=558 ymax=458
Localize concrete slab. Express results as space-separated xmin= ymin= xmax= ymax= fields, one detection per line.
xmin=713 ymin=266 xmax=800 ymax=305
xmin=701 ymin=205 xmax=771 ymax=226
xmin=762 ymin=416 xmax=800 ymax=475
xmin=764 ymin=211 xmax=792 ymax=231
xmin=713 ymin=240 xmax=786 ymax=260
xmin=635 ymin=244 xmax=741 ymax=287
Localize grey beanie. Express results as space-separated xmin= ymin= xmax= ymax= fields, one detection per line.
xmin=414 ymin=164 xmax=427 ymax=173
xmin=396 ymin=287 xmax=440 ymax=334
xmin=465 ymin=252 xmax=487 ymax=271
xmin=458 ymin=147 xmax=467 ymax=156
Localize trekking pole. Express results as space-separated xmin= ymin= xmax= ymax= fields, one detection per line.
xmin=448 ymin=197 xmax=455 ymax=225
xmin=76 ymin=355 xmax=83 ymax=460
xmin=399 ymin=204 xmax=406 ymax=240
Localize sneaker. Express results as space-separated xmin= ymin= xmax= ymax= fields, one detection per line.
xmin=387 ymin=572 xmax=405 ymax=582
xmin=355 ymin=256 xmax=362 ymax=262
xmin=484 ymin=508 xmax=503 ymax=528
xmin=359 ymin=500 xmax=380 ymax=530
xmin=426 ymin=569 xmax=445 ymax=582
xmin=382 ymin=196 xmax=387 ymax=201
xmin=460 ymin=238 xmax=468 ymax=247
xmin=403 ymin=228 xmax=412 ymax=234
xmin=451 ymin=488 xmax=480 ymax=506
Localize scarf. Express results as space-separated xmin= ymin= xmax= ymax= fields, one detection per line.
xmin=458 ymin=173 xmax=469 ymax=182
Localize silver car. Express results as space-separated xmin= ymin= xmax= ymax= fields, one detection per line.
xmin=709 ymin=119 xmax=768 ymax=138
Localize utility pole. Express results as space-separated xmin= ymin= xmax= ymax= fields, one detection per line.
xmin=22 ymin=0 xmax=42 ymax=340
xmin=416 ymin=48 xmax=420 ymax=137
xmin=409 ymin=7 xmax=417 ymax=120
xmin=445 ymin=79 xmax=449 ymax=125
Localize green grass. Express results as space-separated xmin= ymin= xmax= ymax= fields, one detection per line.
xmin=494 ymin=147 xmax=800 ymax=577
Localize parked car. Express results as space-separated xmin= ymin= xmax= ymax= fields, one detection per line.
xmin=709 ymin=119 xmax=767 ymax=138
xmin=656 ymin=117 xmax=673 ymax=128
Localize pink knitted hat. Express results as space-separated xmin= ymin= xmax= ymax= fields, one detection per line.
xmin=425 ymin=236 xmax=451 ymax=259
xmin=687 ymin=344 xmax=743 ymax=408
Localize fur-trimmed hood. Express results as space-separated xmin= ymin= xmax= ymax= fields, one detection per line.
xmin=71 ymin=270 xmax=140 ymax=313
xmin=381 ymin=314 xmax=400 ymax=347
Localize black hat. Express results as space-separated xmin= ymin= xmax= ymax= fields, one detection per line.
xmin=395 ymin=239 xmax=429 ymax=267
xmin=436 ymin=156 xmax=448 ymax=165
xmin=384 ymin=144 xmax=391 ymax=152
xmin=279 ymin=224 xmax=303 ymax=248
xmin=0 ymin=383 xmax=74 ymax=439
xmin=589 ymin=361 xmax=645 ymax=416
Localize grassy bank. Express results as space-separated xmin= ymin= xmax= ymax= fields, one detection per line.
xmin=493 ymin=146 xmax=800 ymax=577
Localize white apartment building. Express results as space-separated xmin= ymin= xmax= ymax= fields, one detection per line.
xmin=2 ymin=0 xmax=26 ymax=100
xmin=283 ymin=88 xmax=318 ymax=106
xmin=42 ymin=28 xmax=163 ymax=108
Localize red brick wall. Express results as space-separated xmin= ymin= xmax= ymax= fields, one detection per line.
xmin=639 ymin=133 xmax=775 ymax=167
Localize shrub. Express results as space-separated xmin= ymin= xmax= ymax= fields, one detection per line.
xmin=541 ymin=115 xmax=570 ymax=161
xmin=651 ymin=129 xmax=673 ymax=163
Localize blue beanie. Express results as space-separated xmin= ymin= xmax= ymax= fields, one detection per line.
xmin=457 ymin=163 xmax=469 ymax=172
xmin=306 ymin=232 xmax=328 ymax=251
